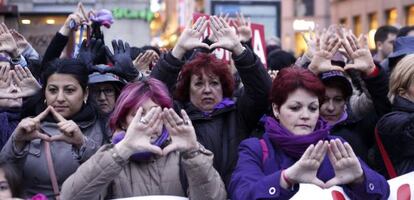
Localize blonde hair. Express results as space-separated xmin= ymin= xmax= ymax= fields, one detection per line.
xmin=389 ymin=54 xmax=414 ymax=102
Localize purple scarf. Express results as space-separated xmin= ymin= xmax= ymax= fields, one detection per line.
xmin=265 ymin=116 xmax=331 ymax=159
xmin=203 ymin=98 xmax=235 ymax=116
xmin=112 ymin=128 xmax=169 ymax=161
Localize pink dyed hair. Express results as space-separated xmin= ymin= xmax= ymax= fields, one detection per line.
xmin=109 ymin=78 xmax=172 ymax=131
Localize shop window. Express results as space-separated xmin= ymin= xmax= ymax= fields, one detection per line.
xmin=353 ymin=15 xmax=362 ymax=36
xmin=294 ymin=0 xmax=314 ymax=17
xmin=386 ymin=8 xmax=398 ymax=26
xmin=295 ymin=32 xmax=307 ymax=57
xmin=368 ymin=12 xmax=378 ymax=49
xmin=407 ymin=5 xmax=414 ymax=26
xmin=339 ymin=18 xmax=348 ymax=27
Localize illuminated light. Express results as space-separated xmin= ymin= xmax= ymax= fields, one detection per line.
xmin=293 ymin=20 xmax=315 ymax=31
xmin=368 ymin=29 xmax=377 ymax=50
xmin=46 ymin=19 xmax=55 ymax=24
xmin=150 ymin=0 xmax=161 ymax=12
xmin=21 ymin=19 xmax=31 ymax=24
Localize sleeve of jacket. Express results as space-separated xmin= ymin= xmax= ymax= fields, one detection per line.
xmin=363 ymin=66 xmax=391 ymax=117
xmin=0 ymin=131 xmax=30 ymax=161
xmin=342 ymin=159 xmax=390 ymax=200
xmin=150 ymin=52 xmax=185 ymax=93
xmin=182 ymin=143 xmax=227 ymax=200
xmin=229 ymin=138 xmax=299 ymax=200
xmin=41 ymin=32 xmax=69 ymax=66
xmin=60 ymin=144 xmax=124 ymax=200
xmin=72 ymin=135 xmax=100 ymax=163
xmin=234 ymin=46 xmax=272 ymax=135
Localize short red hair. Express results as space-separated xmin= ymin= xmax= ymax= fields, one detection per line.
xmin=174 ymin=53 xmax=235 ymax=101
xmin=270 ymin=67 xmax=325 ymax=107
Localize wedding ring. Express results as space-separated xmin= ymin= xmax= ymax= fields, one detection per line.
xmin=139 ymin=118 xmax=148 ymax=125
xmin=176 ymin=121 xmax=184 ymax=126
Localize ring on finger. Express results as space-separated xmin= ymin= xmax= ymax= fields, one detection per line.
xmin=140 ymin=118 xmax=148 ymax=125
xmin=176 ymin=121 xmax=184 ymax=126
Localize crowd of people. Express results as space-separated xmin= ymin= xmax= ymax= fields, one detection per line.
xmin=0 ymin=4 xmax=412 ymax=200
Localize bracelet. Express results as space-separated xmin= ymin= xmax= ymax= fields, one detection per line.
xmin=109 ymin=147 xmax=128 ymax=166
xmin=281 ymin=170 xmax=294 ymax=187
xmin=366 ymin=66 xmax=380 ymax=78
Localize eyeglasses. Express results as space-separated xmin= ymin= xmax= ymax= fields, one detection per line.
xmin=91 ymin=88 xmax=116 ymax=97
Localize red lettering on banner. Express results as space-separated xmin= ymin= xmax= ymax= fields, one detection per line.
xmin=397 ymin=184 xmax=411 ymax=200
xmin=331 ymin=190 xmax=346 ymax=200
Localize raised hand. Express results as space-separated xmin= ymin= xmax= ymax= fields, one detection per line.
xmin=162 ymin=108 xmax=198 ymax=155
xmin=133 ymin=51 xmax=158 ymax=72
xmin=14 ymin=107 xmax=52 ymax=144
xmin=172 ymin=16 xmax=209 ymax=60
xmin=341 ymin=30 xmax=375 ymax=76
xmin=59 ymin=2 xmax=89 ymax=36
xmin=301 ymin=26 xmax=319 ymax=59
xmin=104 ymin=40 xmax=138 ymax=82
xmin=77 ymin=38 xmax=104 ymax=72
xmin=283 ymin=140 xmax=328 ymax=188
xmin=325 ymin=139 xmax=364 ymax=188
xmin=49 ymin=107 xmax=84 ymax=149
xmin=0 ymin=23 xmax=18 ymax=58
xmin=116 ymin=107 xmax=163 ymax=159
xmin=308 ymin=30 xmax=344 ymax=75
xmin=235 ymin=12 xmax=252 ymax=43
xmin=10 ymin=29 xmax=30 ymax=55
xmin=208 ymin=13 xmax=230 ymax=43
xmin=210 ymin=16 xmax=245 ymax=56
xmin=11 ymin=65 xmax=41 ymax=98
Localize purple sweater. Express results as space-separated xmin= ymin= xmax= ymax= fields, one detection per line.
xmin=229 ymin=134 xmax=390 ymax=200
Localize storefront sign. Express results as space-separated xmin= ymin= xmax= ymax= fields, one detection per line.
xmin=112 ymin=8 xmax=154 ymax=21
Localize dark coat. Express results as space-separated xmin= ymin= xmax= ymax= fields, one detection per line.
xmin=331 ymin=67 xmax=391 ymax=165
xmin=151 ymin=46 xmax=272 ymax=187
xmin=376 ymin=95 xmax=414 ymax=175
xmin=229 ymin=134 xmax=390 ymax=200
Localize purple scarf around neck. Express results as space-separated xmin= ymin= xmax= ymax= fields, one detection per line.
xmin=265 ymin=116 xmax=331 ymax=159
xmin=112 ymin=127 xmax=169 ymax=161
xmin=202 ymin=98 xmax=235 ymax=116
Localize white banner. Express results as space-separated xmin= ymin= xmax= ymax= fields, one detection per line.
xmin=291 ymin=172 xmax=414 ymax=200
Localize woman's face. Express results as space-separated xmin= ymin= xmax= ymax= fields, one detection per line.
xmin=123 ymin=99 xmax=163 ymax=143
xmin=273 ymin=88 xmax=320 ymax=136
xmin=0 ymin=168 xmax=12 ymax=199
xmin=45 ymin=74 xmax=88 ymax=119
xmin=320 ymin=87 xmax=346 ymax=124
xmin=189 ymin=70 xmax=223 ymax=113
xmin=90 ymin=83 xmax=117 ymax=114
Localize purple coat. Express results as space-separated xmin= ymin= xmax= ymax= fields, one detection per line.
xmin=229 ymin=134 xmax=390 ymax=200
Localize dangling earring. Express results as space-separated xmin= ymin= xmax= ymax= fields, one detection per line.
xmin=44 ymin=99 xmax=47 ymax=105
xmin=84 ymin=99 xmax=87 ymax=104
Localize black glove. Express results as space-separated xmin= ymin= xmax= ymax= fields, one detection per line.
xmin=77 ymin=38 xmax=104 ymax=73
xmin=104 ymin=40 xmax=138 ymax=82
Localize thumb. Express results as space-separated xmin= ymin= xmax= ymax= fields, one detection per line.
xmin=343 ymin=63 xmax=359 ymax=71
xmin=209 ymin=43 xmax=222 ymax=50
xmin=35 ymin=131 xmax=51 ymax=142
xmin=146 ymin=145 xmax=163 ymax=156
xmin=162 ymin=144 xmax=177 ymax=156
xmin=311 ymin=178 xmax=327 ymax=189
xmin=324 ymin=177 xmax=340 ymax=189
xmin=50 ymin=134 xmax=67 ymax=142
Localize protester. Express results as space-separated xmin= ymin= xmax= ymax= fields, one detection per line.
xmin=60 ymin=78 xmax=226 ymax=199
xmin=307 ymin=29 xmax=391 ymax=164
xmin=151 ymin=16 xmax=272 ymax=186
xmin=229 ymin=67 xmax=390 ymax=200
xmin=376 ymin=54 xmax=414 ymax=176
xmin=373 ymin=25 xmax=398 ymax=63
xmin=1 ymin=59 xmax=106 ymax=199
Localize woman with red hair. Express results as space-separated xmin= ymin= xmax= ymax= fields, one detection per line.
xmin=151 ymin=16 xmax=272 ymax=186
xmin=229 ymin=67 xmax=389 ymax=200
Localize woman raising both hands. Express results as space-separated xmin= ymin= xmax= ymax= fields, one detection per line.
xmin=60 ymin=78 xmax=226 ymax=200
xmin=229 ymin=67 xmax=389 ymax=200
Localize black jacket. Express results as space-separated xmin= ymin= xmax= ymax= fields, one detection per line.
xmin=331 ymin=67 xmax=391 ymax=165
xmin=376 ymin=96 xmax=414 ymax=176
xmin=151 ymin=46 xmax=272 ymax=187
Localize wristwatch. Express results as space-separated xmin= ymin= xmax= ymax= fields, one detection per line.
xmin=182 ymin=144 xmax=208 ymax=159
